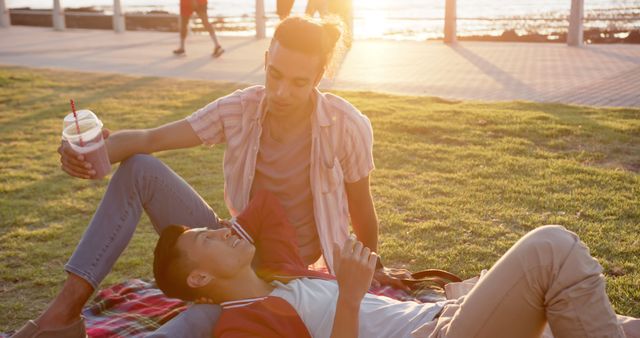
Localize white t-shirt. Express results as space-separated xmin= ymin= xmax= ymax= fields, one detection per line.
xmin=270 ymin=278 xmax=447 ymax=338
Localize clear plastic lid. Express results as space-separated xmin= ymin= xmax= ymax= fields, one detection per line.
xmin=62 ymin=109 xmax=103 ymax=130
xmin=62 ymin=109 xmax=104 ymax=145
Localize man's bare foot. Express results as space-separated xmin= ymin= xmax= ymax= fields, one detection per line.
xmin=11 ymin=316 xmax=86 ymax=338
xmin=34 ymin=311 xmax=82 ymax=330
xmin=173 ymin=48 xmax=186 ymax=55
xmin=15 ymin=274 xmax=93 ymax=334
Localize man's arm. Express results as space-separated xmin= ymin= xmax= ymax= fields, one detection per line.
xmin=345 ymin=175 xmax=411 ymax=290
xmin=59 ymin=119 xmax=201 ymax=178
xmin=344 ymin=175 xmax=378 ymax=252
xmin=106 ymin=119 xmax=201 ymax=163
xmin=330 ymin=237 xmax=377 ymax=338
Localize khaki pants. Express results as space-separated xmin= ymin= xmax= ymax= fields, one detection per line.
xmin=428 ymin=225 xmax=625 ymax=338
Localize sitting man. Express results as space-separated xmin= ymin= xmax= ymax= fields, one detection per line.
xmin=154 ymin=190 xmax=638 ymax=338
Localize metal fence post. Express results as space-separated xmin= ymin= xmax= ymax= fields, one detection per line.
xmin=568 ymin=0 xmax=584 ymax=46
xmin=113 ymin=0 xmax=125 ymax=33
xmin=444 ymin=0 xmax=456 ymax=44
xmin=256 ymin=0 xmax=265 ymax=38
xmin=53 ymin=0 xmax=65 ymax=31
xmin=0 ymin=0 xmax=10 ymax=28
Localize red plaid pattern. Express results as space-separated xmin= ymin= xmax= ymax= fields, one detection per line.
xmin=83 ymin=279 xmax=187 ymax=338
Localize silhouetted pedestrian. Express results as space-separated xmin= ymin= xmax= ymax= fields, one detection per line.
xmin=174 ymin=0 xmax=224 ymax=57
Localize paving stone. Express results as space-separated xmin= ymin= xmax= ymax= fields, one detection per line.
xmin=1 ymin=26 xmax=638 ymax=107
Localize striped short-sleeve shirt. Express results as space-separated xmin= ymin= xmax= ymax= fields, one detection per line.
xmin=186 ymin=85 xmax=374 ymax=271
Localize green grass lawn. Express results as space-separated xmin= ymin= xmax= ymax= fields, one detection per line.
xmin=0 ymin=66 xmax=638 ymax=331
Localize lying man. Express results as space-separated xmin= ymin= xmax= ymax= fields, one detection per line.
xmin=154 ymin=190 xmax=638 ymax=338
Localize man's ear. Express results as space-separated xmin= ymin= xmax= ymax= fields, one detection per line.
xmin=187 ymin=269 xmax=215 ymax=289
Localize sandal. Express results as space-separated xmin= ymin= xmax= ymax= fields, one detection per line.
xmin=10 ymin=317 xmax=86 ymax=338
xmin=173 ymin=48 xmax=185 ymax=55
xmin=212 ymin=46 xmax=225 ymax=58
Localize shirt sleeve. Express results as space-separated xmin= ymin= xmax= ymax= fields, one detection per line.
xmin=339 ymin=112 xmax=375 ymax=183
xmin=185 ymin=89 xmax=243 ymax=146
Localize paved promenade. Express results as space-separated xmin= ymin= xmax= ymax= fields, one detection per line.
xmin=1 ymin=26 xmax=639 ymax=107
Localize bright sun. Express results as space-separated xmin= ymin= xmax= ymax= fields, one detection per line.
xmin=355 ymin=0 xmax=389 ymax=38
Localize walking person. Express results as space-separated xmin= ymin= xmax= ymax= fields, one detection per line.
xmin=173 ymin=0 xmax=224 ymax=57
xmin=328 ymin=0 xmax=353 ymax=47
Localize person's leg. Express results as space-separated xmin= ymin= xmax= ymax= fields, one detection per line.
xmin=31 ymin=155 xmax=222 ymax=332
xmin=194 ymin=7 xmax=223 ymax=57
xmin=440 ymin=225 xmax=624 ymax=338
xmin=195 ymin=7 xmax=220 ymax=48
xmin=619 ymin=315 xmax=640 ymax=338
xmin=174 ymin=15 xmax=191 ymax=54
xmin=277 ymin=0 xmax=295 ymax=20
xmin=305 ymin=0 xmax=318 ymax=17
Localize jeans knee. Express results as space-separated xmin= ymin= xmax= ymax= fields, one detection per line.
xmin=115 ymin=154 xmax=162 ymax=179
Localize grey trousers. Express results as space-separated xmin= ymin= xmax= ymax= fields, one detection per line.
xmin=65 ymin=154 xmax=222 ymax=338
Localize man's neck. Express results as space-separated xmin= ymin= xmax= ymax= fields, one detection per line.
xmin=266 ymin=94 xmax=315 ymax=139
xmin=205 ymin=267 xmax=274 ymax=304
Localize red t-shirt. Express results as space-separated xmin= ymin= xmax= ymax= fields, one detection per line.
xmin=214 ymin=191 xmax=334 ymax=337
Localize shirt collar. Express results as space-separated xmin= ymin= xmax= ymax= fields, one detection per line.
xmin=251 ymin=87 xmax=334 ymax=127
xmin=314 ymin=88 xmax=334 ymax=128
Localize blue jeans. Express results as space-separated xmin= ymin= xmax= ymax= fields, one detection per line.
xmin=65 ymin=154 xmax=221 ymax=337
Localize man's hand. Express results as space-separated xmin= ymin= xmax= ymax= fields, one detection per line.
xmin=333 ymin=236 xmax=377 ymax=304
xmin=330 ymin=236 xmax=377 ymax=338
xmin=58 ymin=128 xmax=110 ymax=179
xmin=372 ymin=267 xmax=412 ymax=291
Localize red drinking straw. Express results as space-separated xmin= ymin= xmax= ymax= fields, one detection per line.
xmin=69 ymin=99 xmax=84 ymax=146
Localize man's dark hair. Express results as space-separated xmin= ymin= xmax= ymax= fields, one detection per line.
xmin=153 ymin=225 xmax=200 ymax=301
xmin=272 ymin=15 xmax=343 ymax=70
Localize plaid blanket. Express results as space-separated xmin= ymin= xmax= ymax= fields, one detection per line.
xmin=3 ymin=275 xmax=443 ymax=338
xmin=83 ymin=279 xmax=188 ymax=338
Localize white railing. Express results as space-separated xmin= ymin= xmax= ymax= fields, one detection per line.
xmin=0 ymin=0 xmax=9 ymax=27
xmin=52 ymin=0 xmax=64 ymax=31
xmin=0 ymin=0 xmax=587 ymax=46
xmin=443 ymin=0 xmax=585 ymax=46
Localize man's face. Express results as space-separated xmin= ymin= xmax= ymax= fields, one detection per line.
xmin=264 ymin=41 xmax=323 ymax=118
xmin=176 ymin=227 xmax=255 ymax=280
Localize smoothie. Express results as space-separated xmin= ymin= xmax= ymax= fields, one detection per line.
xmin=62 ymin=110 xmax=111 ymax=179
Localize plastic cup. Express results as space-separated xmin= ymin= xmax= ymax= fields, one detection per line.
xmin=62 ymin=109 xmax=111 ymax=179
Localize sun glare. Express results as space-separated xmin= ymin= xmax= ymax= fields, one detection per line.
xmin=359 ymin=10 xmax=389 ymax=39
xmin=354 ymin=0 xmax=388 ymax=38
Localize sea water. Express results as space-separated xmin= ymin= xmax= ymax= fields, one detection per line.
xmin=9 ymin=0 xmax=640 ymax=40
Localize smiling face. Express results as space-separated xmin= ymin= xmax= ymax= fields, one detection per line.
xmin=176 ymin=227 xmax=255 ymax=280
xmin=264 ymin=41 xmax=323 ymax=118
